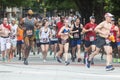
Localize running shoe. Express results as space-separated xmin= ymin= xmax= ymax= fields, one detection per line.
xmin=71 ymin=56 xmax=75 ymax=62
xmin=2 ymin=57 xmax=5 ymax=62
xmin=87 ymin=61 xmax=91 ymax=68
xmin=33 ymin=52 xmax=35 ymax=55
xmin=84 ymin=53 xmax=88 ymax=64
xmin=18 ymin=57 xmax=21 ymax=60
xmin=65 ymin=61 xmax=70 ymax=66
xmin=56 ymin=57 xmax=62 ymax=63
xmin=106 ymin=65 xmax=115 ymax=71
xmin=78 ymin=58 xmax=82 ymax=62
xmin=50 ymin=51 xmax=52 ymax=55
xmin=43 ymin=59 xmax=46 ymax=62
xmin=24 ymin=59 xmax=28 ymax=65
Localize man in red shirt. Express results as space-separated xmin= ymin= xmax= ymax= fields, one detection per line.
xmin=83 ymin=16 xmax=97 ymax=65
xmin=56 ymin=16 xmax=65 ymax=63
xmin=56 ymin=16 xmax=64 ymax=38
xmin=117 ymin=18 xmax=120 ymax=63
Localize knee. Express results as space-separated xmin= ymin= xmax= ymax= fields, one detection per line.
xmin=59 ymin=50 xmax=63 ymax=54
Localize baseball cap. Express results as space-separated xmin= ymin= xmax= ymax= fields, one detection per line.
xmin=104 ymin=12 xmax=113 ymax=17
xmin=89 ymin=16 xmax=95 ymax=20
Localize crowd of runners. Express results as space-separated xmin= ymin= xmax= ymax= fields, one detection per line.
xmin=0 ymin=9 xmax=120 ymax=71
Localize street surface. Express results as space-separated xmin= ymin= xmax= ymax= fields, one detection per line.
xmin=0 ymin=52 xmax=120 ymax=80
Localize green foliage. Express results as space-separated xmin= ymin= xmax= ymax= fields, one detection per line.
xmin=0 ymin=0 xmax=120 ymax=18
xmin=45 ymin=0 xmax=77 ymax=10
xmin=0 ymin=0 xmax=34 ymax=7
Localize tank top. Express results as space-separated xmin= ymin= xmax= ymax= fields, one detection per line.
xmin=17 ymin=27 xmax=24 ymax=41
xmin=62 ymin=28 xmax=70 ymax=33
xmin=40 ymin=27 xmax=50 ymax=43
xmin=50 ymin=29 xmax=58 ymax=41
xmin=24 ymin=17 xmax=34 ymax=30
xmin=24 ymin=17 xmax=35 ymax=37
xmin=72 ymin=24 xmax=82 ymax=39
xmin=10 ymin=24 xmax=18 ymax=40
xmin=35 ymin=29 xmax=40 ymax=39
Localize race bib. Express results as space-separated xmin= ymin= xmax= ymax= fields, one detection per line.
xmin=74 ymin=33 xmax=79 ymax=38
xmin=26 ymin=30 xmax=33 ymax=36
xmin=105 ymin=39 xmax=111 ymax=44
xmin=6 ymin=39 xmax=10 ymax=43
xmin=10 ymin=34 xmax=16 ymax=39
xmin=42 ymin=38 xmax=48 ymax=43
xmin=61 ymin=39 xmax=67 ymax=45
xmin=89 ymin=36 xmax=94 ymax=41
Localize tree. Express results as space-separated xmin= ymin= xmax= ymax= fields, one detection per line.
xmin=0 ymin=0 xmax=34 ymax=7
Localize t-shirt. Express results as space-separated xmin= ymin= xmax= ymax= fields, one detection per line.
xmin=56 ymin=21 xmax=64 ymax=38
xmin=84 ymin=22 xmax=97 ymax=41
xmin=110 ymin=25 xmax=117 ymax=41
xmin=117 ymin=28 xmax=120 ymax=42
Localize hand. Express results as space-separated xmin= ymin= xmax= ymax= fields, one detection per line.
xmin=23 ymin=27 xmax=26 ymax=30
xmin=76 ymin=30 xmax=79 ymax=32
xmin=89 ymin=28 xmax=93 ymax=31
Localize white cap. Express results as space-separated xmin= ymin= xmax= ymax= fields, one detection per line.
xmin=104 ymin=13 xmax=114 ymax=17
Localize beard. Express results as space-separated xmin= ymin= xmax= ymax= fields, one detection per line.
xmin=28 ymin=14 xmax=33 ymax=19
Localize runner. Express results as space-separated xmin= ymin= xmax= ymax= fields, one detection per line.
xmin=9 ymin=18 xmax=18 ymax=60
xmin=40 ymin=21 xmax=51 ymax=62
xmin=71 ymin=18 xmax=83 ymax=62
xmin=56 ymin=16 xmax=64 ymax=61
xmin=49 ymin=24 xmax=58 ymax=58
xmin=17 ymin=22 xmax=24 ymax=60
xmin=34 ymin=22 xmax=42 ymax=54
xmin=21 ymin=9 xmax=37 ymax=65
xmin=110 ymin=18 xmax=119 ymax=63
xmin=87 ymin=13 xmax=115 ymax=71
xmin=83 ymin=16 xmax=97 ymax=64
xmin=116 ymin=18 xmax=120 ymax=63
xmin=57 ymin=20 xmax=71 ymax=65
xmin=0 ymin=18 xmax=11 ymax=62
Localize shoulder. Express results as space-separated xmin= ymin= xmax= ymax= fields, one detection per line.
xmin=97 ymin=21 xmax=105 ymax=27
xmin=99 ymin=21 xmax=106 ymax=25
xmin=84 ymin=23 xmax=90 ymax=28
xmin=61 ymin=26 xmax=66 ymax=29
xmin=80 ymin=23 xmax=83 ymax=27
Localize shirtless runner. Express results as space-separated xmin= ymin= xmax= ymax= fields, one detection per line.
xmin=87 ymin=13 xmax=115 ymax=71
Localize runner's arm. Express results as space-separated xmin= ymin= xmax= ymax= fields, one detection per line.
xmin=94 ymin=22 xmax=104 ymax=34
xmin=58 ymin=27 xmax=65 ymax=36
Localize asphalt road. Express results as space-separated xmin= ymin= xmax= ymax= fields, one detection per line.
xmin=0 ymin=52 xmax=120 ymax=80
